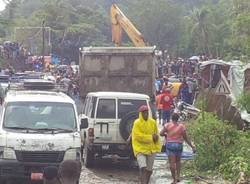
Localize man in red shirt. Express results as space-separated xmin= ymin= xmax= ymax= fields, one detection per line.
xmin=160 ymin=87 xmax=174 ymax=125
xmin=156 ymin=92 xmax=163 ymax=124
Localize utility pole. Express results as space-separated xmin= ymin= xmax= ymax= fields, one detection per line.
xmin=42 ymin=20 xmax=45 ymax=70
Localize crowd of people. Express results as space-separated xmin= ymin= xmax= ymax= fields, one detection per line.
xmin=131 ymin=55 xmax=201 ymax=183
xmin=155 ymin=75 xmax=199 ymax=125
xmin=1 ymin=41 xmax=81 ymax=96
xmin=156 ymin=54 xmax=209 ymax=78
xmin=46 ymin=64 xmax=80 ymax=98
xmin=0 ymin=41 xmax=74 ymax=73
xmin=158 ymin=60 xmax=198 ymax=78
xmin=130 ymin=55 xmax=202 ymax=184
xmin=0 ymin=41 xmax=29 ymax=61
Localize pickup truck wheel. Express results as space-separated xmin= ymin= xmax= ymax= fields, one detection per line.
xmin=119 ymin=111 xmax=138 ymax=141
xmin=83 ymin=146 xmax=94 ymax=168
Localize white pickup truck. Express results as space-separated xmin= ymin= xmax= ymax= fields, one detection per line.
xmin=80 ymin=91 xmax=155 ymax=168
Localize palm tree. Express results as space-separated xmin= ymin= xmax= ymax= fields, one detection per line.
xmin=190 ymin=7 xmax=215 ymax=56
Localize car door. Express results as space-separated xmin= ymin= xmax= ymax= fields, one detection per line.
xmin=94 ymin=98 xmax=118 ymax=144
xmin=80 ymin=96 xmax=92 ymax=143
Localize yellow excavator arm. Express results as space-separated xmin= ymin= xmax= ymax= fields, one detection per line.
xmin=111 ymin=4 xmax=146 ymax=47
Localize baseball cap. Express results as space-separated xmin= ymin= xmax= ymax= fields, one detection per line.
xmin=138 ymin=105 xmax=149 ymax=112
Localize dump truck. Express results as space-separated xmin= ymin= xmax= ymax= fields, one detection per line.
xmin=79 ymin=47 xmax=156 ymax=99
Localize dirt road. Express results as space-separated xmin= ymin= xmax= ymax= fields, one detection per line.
xmin=79 ymin=157 xmax=138 ymax=184
xmin=78 ymin=156 xmax=190 ymax=184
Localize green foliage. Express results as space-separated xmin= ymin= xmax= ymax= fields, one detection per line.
xmin=237 ymin=91 xmax=250 ymax=113
xmin=187 ymin=113 xmax=250 ymax=180
xmin=232 ymin=0 xmax=250 ymax=59
xmin=188 ymin=113 xmax=239 ymax=170
xmin=0 ymin=0 xmax=249 ymax=60
xmin=128 ymin=0 xmax=183 ymax=53
xmin=0 ymin=0 xmax=111 ymax=62
xmin=219 ymin=133 xmax=250 ymax=180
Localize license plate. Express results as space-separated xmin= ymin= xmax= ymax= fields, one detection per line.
xmin=102 ymin=145 xmax=109 ymax=150
xmin=31 ymin=173 xmax=43 ymax=181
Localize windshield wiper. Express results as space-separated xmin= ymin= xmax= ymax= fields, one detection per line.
xmin=53 ymin=128 xmax=75 ymax=133
xmin=35 ymin=128 xmax=74 ymax=133
xmin=4 ymin=126 xmax=40 ymax=133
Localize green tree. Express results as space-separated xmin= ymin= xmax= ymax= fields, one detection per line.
xmin=1 ymin=0 xmax=111 ymax=62
xmin=189 ymin=7 xmax=216 ymax=56
xmin=0 ymin=0 xmax=248 ymax=61
xmin=127 ymin=0 xmax=184 ymax=56
xmin=232 ymin=0 xmax=250 ymax=59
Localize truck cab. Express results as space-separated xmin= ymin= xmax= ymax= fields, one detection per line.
xmin=0 ymin=80 xmax=81 ymax=183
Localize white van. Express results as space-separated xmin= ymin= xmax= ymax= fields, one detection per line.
xmin=80 ymin=92 xmax=155 ymax=168
xmin=0 ymin=80 xmax=82 ymax=183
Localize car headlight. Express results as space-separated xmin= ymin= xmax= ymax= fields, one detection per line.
xmin=64 ymin=148 xmax=81 ymax=160
xmin=3 ymin=147 xmax=16 ymax=160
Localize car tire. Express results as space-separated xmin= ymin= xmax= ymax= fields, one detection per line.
xmin=83 ymin=146 xmax=94 ymax=168
xmin=119 ymin=111 xmax=138 ymax=141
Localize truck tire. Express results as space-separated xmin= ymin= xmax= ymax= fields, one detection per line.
xmin=83 ymin=146 xmax=94 ymax=168
xmin=119 ymin=111 xmax=138 ymax=141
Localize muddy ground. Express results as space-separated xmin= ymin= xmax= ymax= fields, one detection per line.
xmin=79 ymin=156 xmax=232 ymax=184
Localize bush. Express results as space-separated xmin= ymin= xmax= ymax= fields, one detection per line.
xmin=237 ymin=91 xmax=250 ymax=113
xmin=187 ymin=112 xmax=250 ymax=180
xmin=219 ymin=133 xmax=250 ymax=180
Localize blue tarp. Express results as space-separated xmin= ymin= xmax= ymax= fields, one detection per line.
xmin=156 ymin=152 xmax=195 ymax=160
xmin=52 ymin=55 xmax=60 ymax=65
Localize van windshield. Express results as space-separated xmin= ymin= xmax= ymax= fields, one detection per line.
xmin=3 ymin=102 xmax=77 ymax=131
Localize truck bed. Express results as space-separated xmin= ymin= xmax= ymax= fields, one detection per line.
xmin=79 ymin=47 xmax=156 ymax=99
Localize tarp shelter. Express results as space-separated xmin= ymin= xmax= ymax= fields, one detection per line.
xmin=189 ymin=56 xmax=199 ymax=60
xmin=228 ymin=62 xmax=250 ymax=124
xmin=200 ymin=59 xmax=250 ymax=126
xmin=200 ymin=59 xmax=232 ymax=88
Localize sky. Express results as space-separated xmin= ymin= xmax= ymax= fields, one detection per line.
xmin=0 ymin=0 xmax=6 ymax=11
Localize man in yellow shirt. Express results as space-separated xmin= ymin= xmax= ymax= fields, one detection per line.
xmin=132 ymin=105 xmax=161 ymax=184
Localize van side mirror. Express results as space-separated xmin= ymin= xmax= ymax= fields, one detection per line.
xmin=80 ymin=118 xmax=88 ymax=129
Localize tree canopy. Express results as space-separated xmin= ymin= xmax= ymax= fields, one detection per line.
xmin=0 ymin=0 xmax=249 ymax=62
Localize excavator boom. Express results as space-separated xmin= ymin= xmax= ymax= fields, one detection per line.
xmin=111 ymin=4 xmax=146 ymax=47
